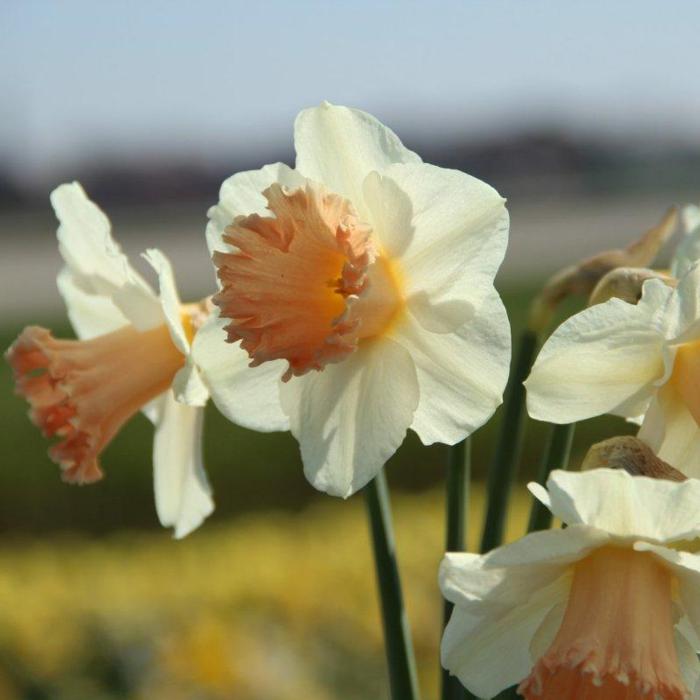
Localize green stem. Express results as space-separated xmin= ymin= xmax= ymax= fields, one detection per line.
xmin=527 ymin=422 xmax=576 ymax=532
xmin=365 ymin=472 xmax=421 ymax=700
xmin=480 ymin=329 xmax=539 ymax=553
xmin=441 ymin=439 xmax=476 ymax=700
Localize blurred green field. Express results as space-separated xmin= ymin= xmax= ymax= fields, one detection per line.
xmin=0 ymin=486 xmax=538 ymax=700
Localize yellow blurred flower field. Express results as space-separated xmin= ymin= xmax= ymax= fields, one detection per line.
xmin=0 ymin=487 xmax=530 ymax=700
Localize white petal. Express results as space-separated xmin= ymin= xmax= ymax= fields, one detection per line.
xmin=57 ymin=268 xmax=129 ymax=340
xmin=51 ymin=181 xmax=133 ymax=289
xmin=530 ymin=599 xmax=567 ymax=661
xmin=172 ymin=361 xmax=209 ymax=407
xmin=294 ymin=102 xmax=421 ymax=219
xmin=153 ymin=393 xmax=213 ymax=538
xmin=669 ymin=263 xmax=700 ymax=344
xmin=51 ymin=182 xmax=162 ymax=328
xmin=683 ymin=205 xmax=700 ymax=235
xmin=365 ymin=163 xmax=508 ymax=329
xmin=441 ymin=574 xmax=570 ymax=698
xmin=633 ymin=543 xmax=700 ymax=646
xmin=440 ymin=526 xmax=602 ymax=609
xmin=525 ymin=279 xmax=672 ymax=423
xmin=673 ymin=220 xmax=700 ymax=278
xmin=639 ymin=383 xmax=700 ymax=479
xmin=280 ymin=337 xmax=419 ymax=498
xmin=142 ymin=394 xmax=167 ymax=426
xmin=361 ymin=170 xmax=414 ymax=259
xmin=392 ymin=289 xmax=510 ymax=445
xmin=485 ymin=524 xmax=610 ymax=568
xmin=191 ymin=312 xmax=288 ymax=432
xmin=676 ymin=627 xmax=700 ymax=694
xmin=544 ymin=468 xmax=700 ymax=541
xmin=142 ymin=248 xmax=189 ymax=355
xmin=206 ymin=162 xmax=305 ymax=257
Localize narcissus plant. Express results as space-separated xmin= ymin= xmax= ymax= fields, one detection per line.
xmin=6 ymin=183 xmax=213 ymax=538
xmin=195 ymin=102 xmax=511 ymax=497
xmin=441 ymin=469 xmax=700 ymax=699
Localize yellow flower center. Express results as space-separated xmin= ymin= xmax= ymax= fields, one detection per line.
xmin=519 ymin=547 xmax=686 ymax=700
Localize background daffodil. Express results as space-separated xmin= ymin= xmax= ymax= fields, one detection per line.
xmin=441 ymin=468 xmax=700 ymax=699
xmin=6 ymin=183 xmax=213 ymax=538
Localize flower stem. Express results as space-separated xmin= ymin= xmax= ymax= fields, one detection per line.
xmin=365 ymin=472 xmax=421 ymax=700
xmin=441 ymin=439 xmax=476 ymax=700
xmin=480 ymin=329 xmax=539 ymax=553
xmin=527 ymin=422 xmax=576 ymax=532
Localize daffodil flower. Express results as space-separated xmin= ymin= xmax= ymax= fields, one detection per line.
xmin=441 ymin=469 xmax=700 ymax=699
xmin=525 ymin=263 xmax=700 ymax=476
xmin=194 ymin=102 xmax=511 ymax=497
xmin=6 ymin=183 xmax=213 ymax=538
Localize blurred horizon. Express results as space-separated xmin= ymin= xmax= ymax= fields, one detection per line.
xmin=2 ymin=0 xmax=700 ymax=207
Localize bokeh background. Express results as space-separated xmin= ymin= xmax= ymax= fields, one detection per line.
xmin=1 ymin=1 xmax=698 ymax=698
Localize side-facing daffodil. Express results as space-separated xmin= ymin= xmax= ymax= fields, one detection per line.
xmin=6 ymin=183 xmax=213 ymax=537
xmin=441 ymin=469 xmax=700 ymax=699
xmin=194 ymin=102 xmax=511 ymax=497
xmin=525 ymin=262 xmax=700 ymax=477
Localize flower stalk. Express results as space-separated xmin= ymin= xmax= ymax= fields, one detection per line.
xmin=527 ymin=422 xmax=576 ymax=532
xmin=441 ymin=438 xmax=475 ymax=700
xmin=480 ymin=328 xmax=539 ymax=553
xmin=365 ymin=472 xmax=421 ymax=700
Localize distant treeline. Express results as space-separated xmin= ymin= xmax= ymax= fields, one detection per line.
xmin=3 ymin=130 xmax=700 ymax=212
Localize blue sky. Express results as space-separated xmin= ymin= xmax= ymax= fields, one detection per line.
xmin=2 ymin=0 xmax=699 ymax=177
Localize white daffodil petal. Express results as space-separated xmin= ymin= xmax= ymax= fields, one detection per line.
xmin=669 ymin=264 xmax=700 ymax=344
xmin=525 ymin=280 xmax=672 ymax=423
xmin=546 ymin=469 xmax=700 ymax=540
xmin=172 ymin=361 xmax=209 ymax=407
xmin=361 ymin=170 xmax=414 ymax=259
xmin=440 ymin=527 xmax=596 ymax=610
xmin=683 ymin=205 xmax=700 ymax=235
xmin=372 ymin=162 xmax=508 ymax=319
xmin=634 ymin=544 xmax=700 ymax=643
xmin=441 ymin=575 xmax=569 ymax=699
xmin=51 ymin=181 xmax=133 ymax=289
xmin=639 ymin=384 xmax=700 ymax=479
xmin=51 ymin=182 xmax=161 ymax=327
xmin=142 ymin=394 xmax=167 ymax=426
xmin=673 ymin=224 xmax=700 ymax=278
xmin=294 ymin=102 xmax=421 ymax=219
xmin=678 ymin=615 xmax=700 ymax=652
xmin=485 ymin=524 xmax=609 ymax=568
xmin=392 ymin=289 xmax=510 ymax=445
xmin=676 ymin=628 xmax=700 ymax=694
xmin=191 ymin=313 xmax=288 ymax=432
xmin=279 ymin=337 xmax=419 ymax=498
xmin=142 ymin=248 xmax=189 ymax=354
xmin=206 ymin=162 xmax=306 ymax=256
xmin=57 ymin=268 xmax=129 ymax=340
xmin=530 ymin=599 xmax=567 ymax=662
xmin=153 ymin=394 xmax=213 ymax=539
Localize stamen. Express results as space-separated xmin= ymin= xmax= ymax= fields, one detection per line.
xmin=519 ymin=547 xmax=687 ymax=699
xmin=6 ymin=324 xmax=185 ymax=484
xmin=213 ymin=182 xmax=403 ymax=380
